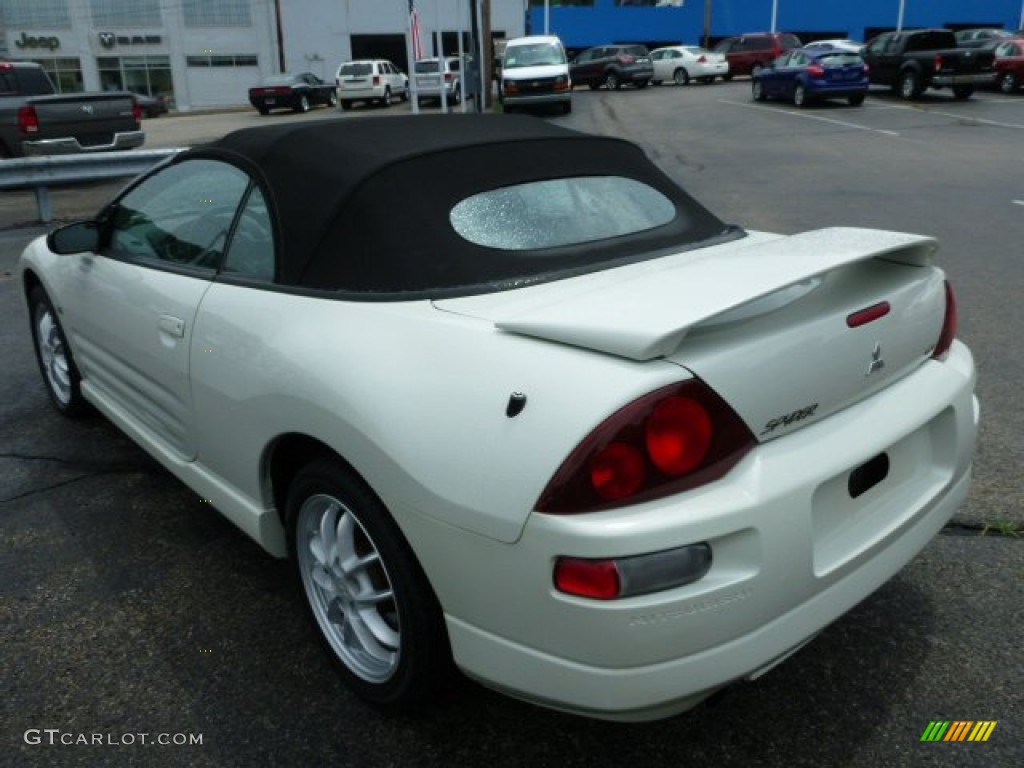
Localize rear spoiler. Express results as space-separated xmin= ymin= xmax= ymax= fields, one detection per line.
xmin=488 ymin=227 xmax=938 ymax=360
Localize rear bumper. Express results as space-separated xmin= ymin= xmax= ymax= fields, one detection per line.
xmin=402 ymin=342 xmax=978 ymax=720
xmin=931 ymin=72 xmax=995 ymax=88
xmin=22 ymin=130 xmax=145 ymax=156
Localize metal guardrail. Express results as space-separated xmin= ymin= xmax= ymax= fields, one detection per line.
xmin=0 ymin=148 xmax=186 ymax=224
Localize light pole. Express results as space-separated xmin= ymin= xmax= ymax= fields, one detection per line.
xmin=544 ymin=0 xmax=550 ymax=36
xmin=770 ymin=0 xmax=778 ymax=33
xmin=897 ymin=0 xmax=906 ymax=32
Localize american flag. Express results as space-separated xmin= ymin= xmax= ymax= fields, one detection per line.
xmin=409 ymin=0 xmax=424 ymax=61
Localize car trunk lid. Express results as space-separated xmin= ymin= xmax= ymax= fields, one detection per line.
xmin=434 ymin=227 xmax=948 ymax=441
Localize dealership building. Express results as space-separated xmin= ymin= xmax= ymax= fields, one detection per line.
xmin=2 ymin=1 xmax=1021 ymax=110
xmin=0 ymin=0 xmax=525 ymax=111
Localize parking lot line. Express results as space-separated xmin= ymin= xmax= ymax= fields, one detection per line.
xmin=718 ymin=99 xmax=900 ymax=136
xmin=864 ymin=101 xmax=1024 ymax=130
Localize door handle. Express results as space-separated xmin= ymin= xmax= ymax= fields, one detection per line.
xmin=158 ymin=314 xmax=185 ymax=338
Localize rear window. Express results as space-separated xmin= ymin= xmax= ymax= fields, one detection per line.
xmin=819 ymin=53 xmax=864 ymax=67
xmin=450 ymin=177 xmax=675 ymax=251
xmin=415 ymin=60 xmax=440 ymax=73
xmin=339 ymin=63 xmax=372 ymax=76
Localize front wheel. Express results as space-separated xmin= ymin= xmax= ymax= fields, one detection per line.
xmin=604 ymin=71 xmax=620 ymax=90
xmin=952 ymin=84 xmax=974 ymax=100
xmin=295 ymin=94 xmax=311 ymax=113
xmin=999 ymin=72 xmax=1019 ymax=94
xmin=29 ymin=287 xmax=87 ymax=417
xmin=288 ymin=459 xmax=451 ymax=711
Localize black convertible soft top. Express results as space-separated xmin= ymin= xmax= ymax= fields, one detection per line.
xmin=187 ymin=114 xmax=737 ymax=296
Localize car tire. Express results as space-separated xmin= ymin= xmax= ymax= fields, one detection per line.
xmin=898 ymin=70 xmax=921 ymax=100
xmin=451 ymin=85 xmax=461 ymax=105
xmin=794 ymin=83 xmax=808 ymax=108
xmin=340 ymin=100 xmax=352 ymax=111
xmin=258 ymin=107 xmax=270 ymax=115
xmin=381 ymin=87 xmax=392 ymax=108
xmin=400 ymin=84 xmax=409 ymax=101
xmin=752 ymin=78 xmax=767 ymax=101
xmin=751 ymin=64 xmax=764 ymax=78
xmin=848 ymin=93 xmax=865 ymax=106
xmin=952 ymin=84 xmax=974 ymax=100
xmin=604 ymin=71 xmax=621 ymax=90
xmin=328 ymin=92 xmax=338 ymax=108
xmin=634 ymin=79 xmax=649 ymax=89
xmin=722 ymin=73 xmax=734 ymax=81
xmin=287 ymin=458 xmax=451 ymax=712
xmin=295 ymin=95 xmax=311 ymax=113
xmin=29 ymin=287 xmax=88 ymax=417
xmin=672 ymin=68 xmax=689 ymax=86
xmin=999 ymin=72 xmax=1018 ymax=94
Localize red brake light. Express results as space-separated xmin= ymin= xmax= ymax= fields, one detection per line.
xmin=808 ymin=63 xmax=826 ymax=77
xmin=444 ymin=72 xmax=455 ymax=82
xmin=697 ymin=55 xmax=707 ymax=63
xmin=934 ymin=54 xmax=944 ymax=72
xmin=846 ymin=301 xmax=891 ymax=328
xmin=536 ymin=379 xmax=755 ymax=514
xmin=17 ymin=105 xmax=39 ymax=134
xmin=553 ymin=558 xmax=620 ymax=600
xmin=373 ymin=75 xmax=381 ymax=86
xmin=132 ymin=99 xmax=142 ymax=124
xmin=932 ymin=280 xmax=958 ymax=360
xmin=617 ymin=54 xmax=636 ymax=65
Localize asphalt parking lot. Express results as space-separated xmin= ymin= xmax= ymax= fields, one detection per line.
xmin=2 ymin=81 xmax=1021 ymax=767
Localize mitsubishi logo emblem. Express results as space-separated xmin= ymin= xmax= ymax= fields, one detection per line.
xmin=866 ymin=343 xmax=885 ymax=377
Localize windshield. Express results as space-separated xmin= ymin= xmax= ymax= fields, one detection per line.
xmin=504 ymin=43 xmax=567 ymax=68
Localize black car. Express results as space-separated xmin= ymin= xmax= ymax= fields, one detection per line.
xmin=134 ymin=92 xmax=168 ymax=118
xmin=569 ymin=44 xmax=654 ymax=90
xmin=248 ymin=72 xmax=337 ymax=115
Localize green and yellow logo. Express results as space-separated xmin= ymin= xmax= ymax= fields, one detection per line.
xmin=920 ymin=721 xmax=997 ymax=742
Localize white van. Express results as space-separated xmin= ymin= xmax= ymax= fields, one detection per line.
xmin=499 ymin=35 xmax=572 ymax=114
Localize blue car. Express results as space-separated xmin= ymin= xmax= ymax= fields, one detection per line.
xmin=752 ymin=49 xmax=869 ymax=107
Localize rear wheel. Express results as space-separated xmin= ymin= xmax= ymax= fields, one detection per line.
xmin=340 ymin=100 xmax=352 ymax=111
xmin=752 ymin=78 xmax=767 ymax=101
xmin=672 ymin=68 xmax=689 ymax=86
xmin=381 ymin=87 xmax=392 ymax=107
xmin=898 ymin=70 xmax=921 ymax=100
xmin=848 ymin=93 xmax=865 ymax=106
xmin=29 ymin=287 xmax=87 ymax=417
xmin=604 ymin=71 xmax=620 ymax=90
xmin=288 ymin=458 xmax=451 ymax=711
xmin=999 ymin=72 xmax=1019 ymax=94
xmin=952 ymin=84 xmax=974 ymax=100
xmin=793 ymin=83 xmax=808 ymax=108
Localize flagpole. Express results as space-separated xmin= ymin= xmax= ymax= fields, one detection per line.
xmin=435 ymin=0 xmax=448 ymax=113
xmin=407 ymin=0 xmax=420 ymax=113
xmin=457 ymin=0 xmax=467 ymax=112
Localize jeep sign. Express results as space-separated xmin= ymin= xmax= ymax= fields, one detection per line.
xmin=14 ymin=32 xmax=60 ymax=51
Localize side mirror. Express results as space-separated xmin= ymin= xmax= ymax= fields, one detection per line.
xmin=47 ymin=220 xmax=101 ymax=254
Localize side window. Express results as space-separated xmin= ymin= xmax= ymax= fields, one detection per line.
xmin=108 ymin=159 xmax=250 ymax=272
xmin=221 ymin=186 xmax=275 ymax=282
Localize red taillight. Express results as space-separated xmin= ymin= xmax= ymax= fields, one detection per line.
xmin=444 ymin=72 xmax=455 ymax=82
xmin=17 ymin=105 xmax=39 ymax=134
xmin=846 ymin=301 xmax=891 ymax=328
xmin=553 ymin=558 xmax=620 ymax=600
xmin=372 ymin=75 xmax=381 ymax=86
xmin=616 ymin=54 xmax=636 ymax=65
xmin=808 ymin=63 xmax=826 ymax=78
xmin=132 ymin=99 xmax=142 ymax=124
xmin=934 ymin=54 xmax=944 ymax=72
xmin=536 ymin=380 xmax=755 ymax=514
xmin=863 ymin=63 xmax=870 ymax=75
xmin=932 ymin=280 xmax=958 ymax=360
xmin=697 ymin=55 xmax=707 ymax=63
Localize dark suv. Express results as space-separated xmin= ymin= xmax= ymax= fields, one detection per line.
xmin=569 ymin=44 xmax=654 ymax=90
xmin=714 ymin=32 xmax=802 ymax=78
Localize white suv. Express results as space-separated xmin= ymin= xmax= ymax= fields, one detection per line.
xmin=335 ymin=60 xmax=409 ymax=109
xmin=414 ymin=57 xmax=465 ymax=105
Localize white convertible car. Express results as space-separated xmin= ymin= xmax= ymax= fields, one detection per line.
xmin=19 ymin=115 xmax=978 ymax=721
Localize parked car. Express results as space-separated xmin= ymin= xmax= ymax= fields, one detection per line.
xmin=993 ymin=37 xmax=1024 ymax=93
xmin=499 ymin=35 xmax=572 ymax=114
xmin=954 ymin=28 xmax=1014 ymax=48
xmin=0 ymin=60 xmax=143 ymax=158
xmin=714 ymin=32 xmax=802 ymax=79
xmin=335 ymin=59 xmax=408 ymax=110
xmin=861 ymin=29 xmax=996 ymax=100
xmin=18 ymin=115 xmax=977 ymax=722
xmin=133 ymin=92 xmax=168 ymax=118
xmin=649 ymin=45 xmax=728 ymax=85
xmin=414 ymin=56 xmax=465 ymax=105
xmin=248 ymin=72 xmax=336 ymax=115
xmin=569 ymin=44 xmax=654 ymax=90
xmin=752 ymin=49 xmax=870 ymax=107
xmin=802 ymin=39 xmax=863 ymax=54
